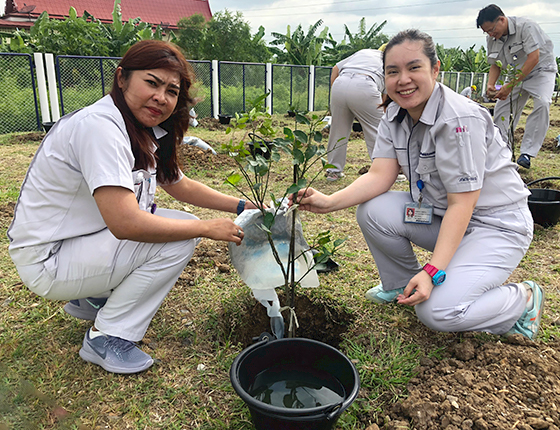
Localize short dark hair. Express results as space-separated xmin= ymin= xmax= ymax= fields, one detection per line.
xmin=476 ymin=4 xmax=505 ymax=28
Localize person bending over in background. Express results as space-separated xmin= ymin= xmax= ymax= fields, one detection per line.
xmin=460 ymin=84 xmax=477 ymax=99
xmin=292 ymin=29 xmax=543 ymax=340
xmin=325 ymin=47 xmax=386 ymax=181
xmin=476 ymin=4 xmax=557 ymax=169
xmin=7 ymin=40 xmax=256 ymax=374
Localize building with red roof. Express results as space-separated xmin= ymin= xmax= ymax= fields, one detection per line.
xmin=0 ymin=0 xmax=212 ymax=31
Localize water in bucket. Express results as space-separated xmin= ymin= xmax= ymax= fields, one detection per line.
xmin=249 ymin=364 xmax=345 ymax=409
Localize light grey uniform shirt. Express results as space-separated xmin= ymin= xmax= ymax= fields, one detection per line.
xmin=373 ymin=83 xmax=530 ymax=219
xmin=336 ymin=49 xmax=385 ymax=92
xmin=7 ymin=95 xmax=181 ymax=265
xmin=486 ymin=16 xmax=557 ymax=78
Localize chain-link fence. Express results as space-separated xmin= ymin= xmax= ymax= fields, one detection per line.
xmin=190 ymin=60 xmax=212 ymax=119
xmin=56 ymin=55 xmax=121 ymax=116
xmin=218 ymin=61 xmax=267 ymax=115
xmin=314 ymin=66 xmax=332 ymax=113
xmin=2 ymin=50 xmax=499 ymax=134
xmin=0 ymin=53 xmax=40 ymax=134
xmin=271 ymin=64 xmax=310 ymax=114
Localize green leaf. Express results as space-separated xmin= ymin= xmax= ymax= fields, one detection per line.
xmin=295 ymin=113 xmax=310 ymax=125
xmin=305 ymin=144 xmax=317 ymax=161
xmin=263 ymin=212 xmax=275 ymax=230
xmin=314 ymin=131 xmax=323 ymax=143
xmin=284 ymin=127 xmax=294 ymax=141
xmin=293 ymin=148 xmax=305 ymax=165
xmin=225 ymin=173 xmax=243 ymax=186
xmin=293 ymin=130 xmax=308 ymax=144
xmin=69 ymin=7 xmax=77 ymax=20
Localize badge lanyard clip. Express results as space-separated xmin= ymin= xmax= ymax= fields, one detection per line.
xmin=417 ymin=180 xmax=424 ymax=207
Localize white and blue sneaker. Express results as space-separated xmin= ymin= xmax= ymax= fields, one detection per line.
xmin=64 ymin=297 xmax=108 ymax=321
xmin=79 ymin=329 xmax=154 ymax=374
xmin=365 ymin=284 xmax=405 ymax=304
xmin=506 ymin=281 xmax=545 ymax=340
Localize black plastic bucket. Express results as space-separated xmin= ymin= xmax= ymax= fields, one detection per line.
xmin=230 ymin=338 xmax=360 ymax=430
xmin=527 ymin=177 xmax=560 ymax=227
xmin=218 ymin=114 xmax=232 ymax=124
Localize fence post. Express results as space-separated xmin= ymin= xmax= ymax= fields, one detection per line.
xmin=308 ymin=65 xmax=315 ymax=112
xmin=212 ymin=59 xmax=219 ymax=118
xmin=45 ymin=53 xmax=60 ymax=122
xmin=482 ymin=74 xmax=488 ymax=97
xmin=33 ymin=52 xmax=51 ymax=124
xmin=265 ymin=63 xmax=272 ymax=115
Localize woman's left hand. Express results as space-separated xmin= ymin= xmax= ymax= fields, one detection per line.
xmin=397 ymin=270 xmax=434 ymax=306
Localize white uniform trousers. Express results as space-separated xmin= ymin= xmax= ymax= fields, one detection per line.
xmin=327 ymin=73 xmax=384 ymax=173
xmin=493 ymin=70 xmax=556 ymax=157
xmin=356 ymin=191 xmax=533 ymax=335
xmin=13 ymin=208 xmax=199 ymax=342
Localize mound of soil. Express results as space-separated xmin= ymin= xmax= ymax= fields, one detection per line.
xmin=181 ymin=238 xmax=560 ymax=430
xmin=380 ymin=335 xmax=560 ymax=430
xmin=178 ymin=144 xmax=236 ymax=170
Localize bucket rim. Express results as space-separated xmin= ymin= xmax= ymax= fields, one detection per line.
xmin=230 ymin=338 xmax=360 ymax=418
xmin=528 ymin=188 xmax=560 ymax=203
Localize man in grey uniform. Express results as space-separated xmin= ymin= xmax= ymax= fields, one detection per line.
xmin=476 ymin=4 xmax=557 ymax=169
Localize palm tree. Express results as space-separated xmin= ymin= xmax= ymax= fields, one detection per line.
xmin=323 ymin=18 xmax=388 ymax=64
xmin=269 ymin=19 xmax=329 ymax=65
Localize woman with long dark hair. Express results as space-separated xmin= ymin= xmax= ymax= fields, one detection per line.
xmin=8 ymin=40 xmax=254 ymax=374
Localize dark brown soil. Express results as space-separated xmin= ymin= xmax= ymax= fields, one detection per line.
xmin=4 ymin=141 xmax=560 ymax=430
xmin=175 ymin=237 xmax=560 ymax=430
xmin=6 ymin=131 xmax=45 ymax=144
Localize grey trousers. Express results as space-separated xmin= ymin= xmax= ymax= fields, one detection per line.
xmin=493 ymin=71 xmax=556 ymax=157
xmin=12 ymin=208 xmax=199 ymax=341
xmin=356 ymin=191 xmax=534 ymax=335
xmin=327 ymin=73 xmax=384 ymax=173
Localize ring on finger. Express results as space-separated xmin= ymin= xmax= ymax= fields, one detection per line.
xmin=237 ymin=229 xmax=242 ymax=236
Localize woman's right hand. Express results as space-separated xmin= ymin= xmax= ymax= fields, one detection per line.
xmin=202 ymin=218 xmax=244 ymax=246
xmin=290 ymin=188 xmax=332 ymax=214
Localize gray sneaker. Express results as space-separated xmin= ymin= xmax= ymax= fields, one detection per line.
xmin=64 ymin=297 xmax=108 ymax=321
xmin=79 ymin=329 xmax=154 ymax=374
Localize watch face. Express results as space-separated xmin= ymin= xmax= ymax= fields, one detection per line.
xmin=433 ymin=271 xmax=446 ymax=286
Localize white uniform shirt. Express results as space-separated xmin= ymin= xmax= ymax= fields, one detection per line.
xmin=373 ymin=83 xmax=530 ymax=217
xmin=486 ymin=16 xmax=557 ymax=78
xmin=460 ymin=87 xmax=472 ymax=98
xmin=336 ymin=49 xmax=385 ymax=92
xmin=7 ymin=95 xmax=182 ymax=264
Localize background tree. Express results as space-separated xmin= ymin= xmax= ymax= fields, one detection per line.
xmin=269 ymin=19 xmax=329 ymax=65
xmin=177 ymin=13 xmax=207 ymax=60
xmin=182 ymin=10 xmax=270 ymax=62
xmin=454 ymin=45 xmax=491 ymax=73
xmin=436 ymin=44 xmax=463 ymax=72
xmin=323 ymin=18 xmax=388 ymax=64
xmin=29 ymin=9 xmax=110 ymax=56
xmin=2 ymin=0 xmax=172 ymax=57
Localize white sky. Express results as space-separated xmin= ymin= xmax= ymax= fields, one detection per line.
xmin=208 ymin=0 xmax=560 ymax=57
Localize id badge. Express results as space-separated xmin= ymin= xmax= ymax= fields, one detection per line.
xmin=404 ymin=202 xmax=433 ymax=224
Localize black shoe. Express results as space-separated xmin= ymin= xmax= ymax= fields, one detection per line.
xmin=517 ymin=154 xmax=531 ymax=169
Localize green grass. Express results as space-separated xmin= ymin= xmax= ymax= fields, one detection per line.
xmin=0 ymin=104 xmax=559 ymax=429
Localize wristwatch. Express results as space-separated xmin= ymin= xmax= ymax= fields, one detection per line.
xmin=423 ymin=263 xmax=446 ymax=286
xmin=236 ymin=199 xmax=246 ymax=215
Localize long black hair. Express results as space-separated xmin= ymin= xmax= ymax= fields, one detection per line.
xmin=110 ymin=40 xmax=196 ymax=183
